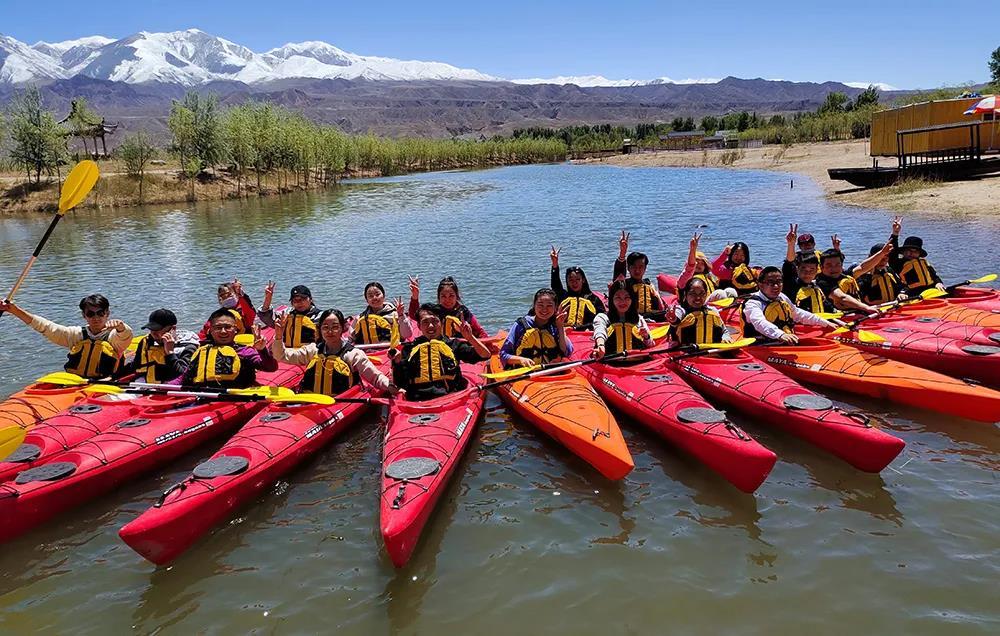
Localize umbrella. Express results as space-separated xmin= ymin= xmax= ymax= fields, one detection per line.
xmin=963 ymin=95 xmax=998 ymax=114
xmin=964 ymin=96 xmax=998 ymax=150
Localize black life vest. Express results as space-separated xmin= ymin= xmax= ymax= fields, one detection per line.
xmin=301 ymin=342 xmax=359 ymax=396
xmin=827 ymin=274 xmax=862 ymax=310
xmin=899 ymin=258 xmax=936 ymax=291
xmin=560 ymin=296 xmax=598 ymax=328
xmin=859 ymin=269 xmax=902 ymax=305
xmin=794 ymin=282 xmax=829 ymax=314
xmin=741 ymin=296 xmax=796 ymax=339
xmin=514 ymin=318 xmax=562 ymax=364
xmin=405 ymin=339 xmax=460 ymax=387
xmin=670 ymin=308 xmax=725 ymax=345
xmin=605 ymin=321 xmax=646 ymax=354
xmin=133 ymin=335 xmax=180 ymax=383
xmin=730 ymin=263 xmax=758 ymax=293
xmin=628 ymin=278 xmax=660 ymax=315
xmin=189 ymin=344 xmax=242 ymax=385
xmin=281 ymin=309 xmax=318 ymax=348
xmin=353 ymin=312 xmax=393 ymax=345
xmin=65 ymin=328 xmax=121 ymax=379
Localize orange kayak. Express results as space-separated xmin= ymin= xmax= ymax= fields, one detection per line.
xmin=488 ymin=351 xmax=633 ymax=480
xmin=751 ymin=337 xmax=1000 ymax=423
xmin=0 ymin=382 xmax=89 ymax=460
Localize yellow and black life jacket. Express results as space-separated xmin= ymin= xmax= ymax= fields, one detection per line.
xmin=628 ymin=278 xmax=660 ymax=315
xmin=730 ymin=263 xmax=758 ymax=293
xmin=741 ymin=296 xmax=796 ymax=339
xmin=693 ymin=273 xmax=717 ymax=295
xmin=514 ymin=318 xmax=562 ymax=364
xmin=794 ymin=282 xmax=828 ymax=314
xmin=899 ymin=258 xmax=936 ymax=291
xmin=189 ymin=344 xmax=242 ymax=385
xmin=560 ymin=296 xmax=598 ymax=328
xmin=439 ymin=305 xmax=472 ymax=338
xmin=281 ymin=311 xmax=317 ymax=348
xmin=670 ymin=309 xmax=725 ymax=345
xmin=301 ymin=343 xmax=358 ymax=396
xmin=605 ymin=321 xmax=646 ymax=354
xmin=406 ymin=339 xmax=459 ymax=386
xmin=134 ymin=335 xmax=167 ymax=383
xmin=860 ymin=270 xmax=901 ymax=305
xmin=65 ymin=328 xmax=121 ymax=379
xmin=352 ymin=312 xmax=392 ymax=345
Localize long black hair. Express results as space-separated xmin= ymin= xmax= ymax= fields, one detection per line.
xmin=607 ymin=280 xmax=640 ymax=324
xmin=437 ymin=276 xmax=461 ymax=302
xmin=725 ymin=242 xmax=751 ymax=269
xmin=527 ymin=288 xmax=559 ymax=319
xmin=680 ymin=277 xmax=710 ymax=312
xmin=564 ymin=266 xmax=593 ymax=296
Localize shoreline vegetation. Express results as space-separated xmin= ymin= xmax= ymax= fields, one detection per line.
xmin=2 ymin=85 xmax=996 ymax=215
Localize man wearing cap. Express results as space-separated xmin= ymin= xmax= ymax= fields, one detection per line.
xmin=124 ymin=308 xmax=199 ymax=383
xmin=889 ymin=235 xmax=946 ymax=296
xmin=259 ymin=282 xmax=322 ymax=348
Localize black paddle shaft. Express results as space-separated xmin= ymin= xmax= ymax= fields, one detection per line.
xmin=0 ymin=212 xmax=65 ymax=316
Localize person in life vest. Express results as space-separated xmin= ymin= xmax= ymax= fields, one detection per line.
xmin=0 ymin=294 xmax=133 ymax=379
xmin=591 ymin=279 xmax=655 ymax=358
xmin=174 ymin=309 xmax=277 ymax=389
xmin=198 ymin=279 xmax=257 ymax=342
xmin=501 ymin=288 xmax=573 ymax=367
xmin=847 ymin=218 xmax=907 ymax=305
xmin=740 ymin=267 xmax=838 ymax=344
xmin=273 ymin=308 xmax=402 ymax=397
xmin=612 ymin=230 xmax=664 ymax=318
xmin=712 ymin=241 xmax=759 ymax=294
xmin=407 ymin=275 xmax=489 ymax=340
xmin=781 ymin=252 xmax=832 ymax=314
xmin=814 ymin=249 xmax=880 ymax=314
xmin=351 ymin=282 xmax=413 ymax=345
xmin=258 ymin=283 xmax=322 ymax=348
xmin=676 ymin=230 xmax=737 ymax=304
xmin=123 ymin=308 xmax=199 ymax=383
xmin=390 ymin=303 xmax=492 ymax=402
xmin=549 ymin=245 xmax=607 ymax=329
xmin=888 ymin=232 xmax=946 ymax=296
xmin=664 ymin=277 xmax=731 ymax=346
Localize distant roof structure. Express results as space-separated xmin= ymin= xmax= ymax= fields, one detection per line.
xmin=663 ymin=130 xmax=706 ymax=139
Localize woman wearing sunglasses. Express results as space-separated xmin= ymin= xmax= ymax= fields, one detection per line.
xmin=0 ymin=294 xmax=133 ymax=379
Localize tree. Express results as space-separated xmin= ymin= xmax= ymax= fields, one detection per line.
xmin=818 ymin=91 xmax=850 ymax=115
xmin=118 ymin=132 xmax=156 ymax=202
xmin=670 ymin=117 xmax=685 ymax=131
xmin=700 ymin=116 xmax=719 ymax=134
xmin=682 ymin=117 xmax=695 ymax=131
xmin=6 ymin=86 xmax=66 ymax=184
xmin=66 ymin=97 xmax=99 ymax=157
xmin=167 ymin=92 xmax=226 ymax=176
xmin=853 ymin=85 xmax=880 ymax=110
xmin=989 ymin=46 xmax=1000 ymax=84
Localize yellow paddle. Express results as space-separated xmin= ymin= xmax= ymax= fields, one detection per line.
xmin=709 ymin=296 xmax=736 ymax=308
xmin=83 ymin=383 xmax=297 ymax=399
xmin=946 ymin=273 xmax=997 ymax=291
xmin=1 ymin=161 xmax=100 ymax=315
xmin=269 ymin=392 xmax=335 ymax=405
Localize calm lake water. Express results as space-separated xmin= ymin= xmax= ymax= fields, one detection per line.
xmin=0 ymin=163 xmax=998 ymax=635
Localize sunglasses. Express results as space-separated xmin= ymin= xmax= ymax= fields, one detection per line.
xmin=762 ymin=279 xmax=783 ymax=286
xmin=84 ymin=309 xmax=108 ymax=318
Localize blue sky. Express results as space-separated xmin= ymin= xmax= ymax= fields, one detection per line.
xmin=2 ymin=0 xmax=996 ymax=88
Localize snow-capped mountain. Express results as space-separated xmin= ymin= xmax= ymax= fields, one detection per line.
xmin=0 ymin=29 xmax=496 ymax=85
xmin=0 ymin=29 xmax=897 ymax=90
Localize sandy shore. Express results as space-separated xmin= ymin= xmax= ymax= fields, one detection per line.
xmin=579 ymin=140 xmax=998 ymax=216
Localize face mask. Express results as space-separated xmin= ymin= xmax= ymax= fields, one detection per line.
xmin=221 ymin=296 xmax=239 ymax=309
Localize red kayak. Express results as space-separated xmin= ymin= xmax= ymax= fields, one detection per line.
xmin=0 ymin=393 xmax=157 ymax=483
xmin=380 ymin=361 xmax=487 ymax=568
xmin=669 ymin=350 xmax=904 ymax=473
xmin=0 ymin=364 xmax=302 ymax=543
xmin=570 ymin=342 xmax=776 ymax=493
xmin=119 ymin=362 xmax=388 ymax=565
xmin=945 ymin=286 xmax=1000 ymax=313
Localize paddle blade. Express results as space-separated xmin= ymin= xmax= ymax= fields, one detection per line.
xmin=58 ymin=160 xmax=100 ymax=214
xmin=389 ymin=317 xmax=400 ymax=349
xmin=36 ymin=371 xmax=88 ymax=386
xmin=648 ymin=325 xmax=671 ymax=340
xmin=854 ymin=329 xmax=886 ymax=343
xmin=829 ymin=327 xmax=849 ymax=336
xmin=83 ymin=384 xmax=123 ymax=394
xmin=919 ymin=288 xmax=947 ymax=300
xmin=481 ymin=364 xmax=541 ymax=380
xmin=698 ymin=337 xmax=756 ymax=351
xmin=970 ymin=273 xmax=997 ymax=284
xmin=269 ymin=392 xmax=335 ymax=405
xmin=814 ymin=312 xmax=844 ymax=320
xmin=228 ymin=386 xmax=296 ymax=399
xmin=234 ymin=333 xmax=255 ymax=346
xmin=710 ymin=297 xmax=735 ymax=308
xmin=125 ymin=335 xmax=145 ymax=355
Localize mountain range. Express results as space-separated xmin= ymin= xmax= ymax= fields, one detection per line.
xmin=0 ymin=29 xmax=897 ymax=138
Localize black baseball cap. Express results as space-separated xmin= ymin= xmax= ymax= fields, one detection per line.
xmin=289 ymin=285 xmax=312 ymax=300
xmin=143 ymin=308 xmax=177 ymax=331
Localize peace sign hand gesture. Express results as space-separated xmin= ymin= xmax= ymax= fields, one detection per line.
xmin=690 ymin=231 xmax=703 ymax=250
xmin=408 ymin=275 xmax=420 ymax=301
xmin=618 ymin=230 xmax=630 ymax=259
xmin=891 ymin=216 xmax=903 ymax=236
xmin=252 ymin=325 xmax=267 ymax=351
xmin=785 ymin=223 xmax=798 ymax=245
xmin=550 ymin=245 xmax=561 ymax=268
xmin=395 ymin=297 xmax=405 ymax=317
xmin=263 ymin=280 xmax=275 ymax=309
xmin=831 ymin=234 xmax=841 ymax=251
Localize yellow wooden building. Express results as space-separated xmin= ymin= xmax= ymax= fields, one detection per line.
xmin=870 ymin=97 xmax=997 ymax=157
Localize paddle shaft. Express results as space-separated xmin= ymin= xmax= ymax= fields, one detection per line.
xmin=0 ymin=213 xmax=64 ymax=315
